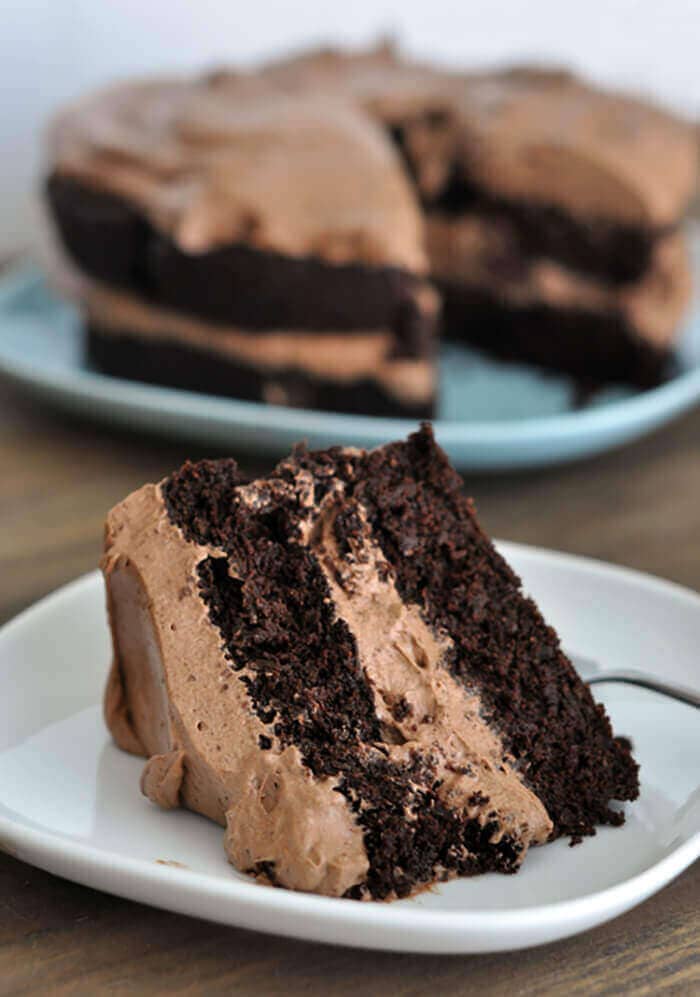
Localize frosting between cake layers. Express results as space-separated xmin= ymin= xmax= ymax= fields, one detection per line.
xmin=300 ymin=489 xmax=552 ymax=852
xmin=103 ymin=459 xmax=553 ymax=898
xmin=426 ymin=215 xmax=692 ymax=346
xmin=103 ymin=482 xmax=370 ymax=896
xmin=240 ymin=464 xmax=551 ymax=856
xmin=85 ymin=281 xmax=437 ymax=404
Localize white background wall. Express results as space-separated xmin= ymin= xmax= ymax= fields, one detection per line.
xmin=3 ymin=0 xmax=700 ymax=254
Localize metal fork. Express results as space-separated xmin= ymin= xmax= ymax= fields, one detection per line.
xmin=571 ymin=655 xmax=700 ymax=709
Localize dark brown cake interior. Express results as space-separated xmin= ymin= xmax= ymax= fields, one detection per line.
xmin=163 ymin=445 xmax=524 ymax=899
xmin=438 ymin=285 xmax=672 ymax=388
xmin=352 ymin=427 xmax=639 ymax=836
xmin=86 ymin=327 xmax=434 ymax=419
xmin=47 ymin=174 xmax=433 ymax=340
xmin=162 ymin=426 xmax=638 ymax=898
xmin=390 ymin=123 xmax=662 ymax=285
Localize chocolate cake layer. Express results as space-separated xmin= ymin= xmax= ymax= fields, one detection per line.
xmin=426 ymin=215 xmax=691 ymax=387
xmin=47 ymin=175 xmax=434 ymax=345
xmin=83 ymin=280 xmax=437 ymax=416
xmin=438 ymin=286 xmax=672 ymax=388
xmin=429 ymin=185 xmax=661 ymax=286
xmin=87 ymin=325 xmax=435 ymax=418
xmin=103 ymin=426 xmax=638 ymax=900
xmin=351 ymin=428 xmax=639 ymax=837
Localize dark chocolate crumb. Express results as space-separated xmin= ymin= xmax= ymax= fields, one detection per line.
xmin=162 ymin=425 xmax=639 ymax=899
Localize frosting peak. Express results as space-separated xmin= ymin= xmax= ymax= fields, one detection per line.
xmin=304 ymin=492 xmax=552 ymax=853
xmin=439 ymin=71 xmax=697 ymax=226
xmin=51 ymin=82 xmax=427 ymax=272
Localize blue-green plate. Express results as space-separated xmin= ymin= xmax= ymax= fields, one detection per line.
xmin=1 ymin=262 xmax=699 ymax=469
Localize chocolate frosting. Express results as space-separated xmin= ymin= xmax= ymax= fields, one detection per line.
xmin=141 ymin=749 xmax=186 ymax=809
xmin=102 ymin=483 xmax=369 ymax=896
xmin=103 ymin=456 xmax=553 ymax=897
xmin=104 ymin=652 xmax=147 ymax=756
xmin=50 ymin=79 xmax=426 ymax=272
xmin=257 ymin=41 xmax=454 ymax=127
xmin=450 ymin=70 xmax=697 ymax=227
xmin=427 ymin=215 xmax=692 ymax=346
xmin=258 ymin=44 xmax=697 ymax=226
xmin=84 ymin=281 xmax=436 ymax=405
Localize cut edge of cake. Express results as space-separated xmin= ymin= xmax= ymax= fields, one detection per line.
xmin=102 ymin=425 xmax=639 ymax=901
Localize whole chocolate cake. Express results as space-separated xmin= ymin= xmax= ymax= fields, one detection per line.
xmin=103 ymin=426 xmax=639 ymax=899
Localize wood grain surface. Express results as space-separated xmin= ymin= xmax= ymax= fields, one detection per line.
xmin=0 ymin=384 xmax=698 ymax=995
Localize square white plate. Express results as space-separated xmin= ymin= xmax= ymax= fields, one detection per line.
xmin=0 ymin=543 xmax=697 ymax=953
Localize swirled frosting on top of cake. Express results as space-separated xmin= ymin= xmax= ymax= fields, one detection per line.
xmin=50 ymin=77 xmax=426 ymax=270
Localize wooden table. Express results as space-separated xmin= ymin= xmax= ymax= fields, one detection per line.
xmin=0 ymin=385 xmax=698 ymax=995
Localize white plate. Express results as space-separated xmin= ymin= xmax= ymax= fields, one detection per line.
xmin=0 ymin=544 xmax=698 ymax=954
xmin=1 ymin=262 xmax=700 ymax=470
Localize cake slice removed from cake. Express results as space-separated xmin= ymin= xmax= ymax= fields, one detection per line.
xmin=103 ymin=425 xmax=639 ymax=900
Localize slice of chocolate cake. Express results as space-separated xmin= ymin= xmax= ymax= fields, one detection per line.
xmin=103 ymin=425 xmax=638 ymax=900
xmin=46 ymin=81 xmax=438 ymax=417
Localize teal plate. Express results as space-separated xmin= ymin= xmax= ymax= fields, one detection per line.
xmin=1 ymin=262 xmax=700 ymax=470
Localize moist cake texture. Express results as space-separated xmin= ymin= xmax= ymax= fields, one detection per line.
xmin=103 ymin=426 xmax=639 ymax=900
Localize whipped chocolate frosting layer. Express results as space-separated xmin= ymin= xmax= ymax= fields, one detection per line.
xmin=103 ymin=483 xmax=369 ymax=896
xmin=85 ymin=282 xmax=437 ymax=405
xmin=261 ymin=44 xmax=698 ymax=227
xmin=427 ymin=214 xmax=692 ymax=346
xmin=50 ymin=81 xmax=426 ymax=272
xmin=453 ymin=71 xmax=698 ymax=228
xmin=303 ymin=492 xmax=551 ymax=850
